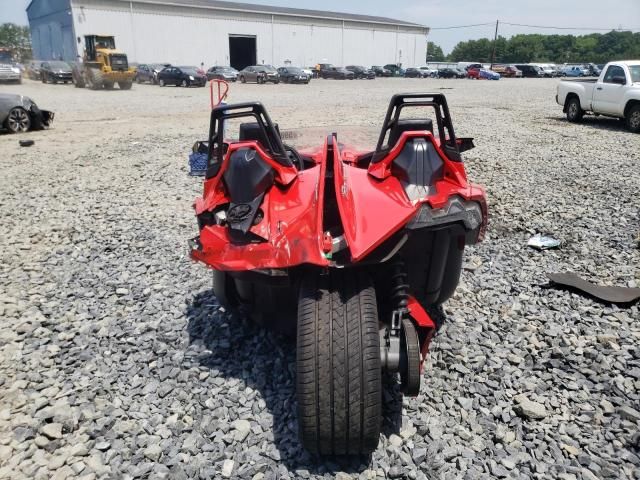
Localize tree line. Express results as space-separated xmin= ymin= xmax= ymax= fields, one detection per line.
xmin=429 ymin=30 xmax=640 ymax=64
xmin=0 ymin=23 xmax=32 ymax=61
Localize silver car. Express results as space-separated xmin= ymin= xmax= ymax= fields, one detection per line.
xmin=0 ymin=94 xmax=54 ymax=133
xmin=0 ymin=63 xmax=22 ymax=83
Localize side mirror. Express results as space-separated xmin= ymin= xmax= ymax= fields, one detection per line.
xmin=457 ymin=137 xmax=475 ymax=153
xmin=611 ymin=75 xmax=626 ymax=85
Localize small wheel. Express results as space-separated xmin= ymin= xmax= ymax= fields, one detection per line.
xmin=181 ymin=79 xmax=188 ymax=87
xmin=159 ymin=78 xmax=165 ymax=87
xmin=399 ymin=319 xmax=421 ymax=396
xmin=297 ymin=269 xmax=382 ymax=455
xmin=566 ymin=97 xmax=583 ymax=122
xmin=5 ymin=107 xmax=31 ymax=133
xmin=625 ymin=104 xmax=640 ymax=133
xmin=240 ymin=76 xmax=246 ymax=83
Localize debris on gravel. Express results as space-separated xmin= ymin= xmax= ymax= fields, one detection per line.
xmin=0 ymin=78 xmax=638 ymax=479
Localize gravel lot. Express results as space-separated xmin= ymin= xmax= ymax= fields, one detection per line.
xmin=1 ymin=77 xmax=639 ymax=480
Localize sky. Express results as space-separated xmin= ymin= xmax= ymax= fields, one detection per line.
xmin=1 ymin=0 xmax=639 ymax=53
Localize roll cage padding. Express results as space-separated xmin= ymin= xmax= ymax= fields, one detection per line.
xmin=372 ymin=93 xmax=461 ymax=163
xmin=207 ymin=102 xmax=292 ymax=178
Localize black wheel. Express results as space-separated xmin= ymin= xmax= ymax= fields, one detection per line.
xmin=625 ymin=104 xmax=640 ymax=133
xmin=399 ymin=319 xmax=421 ymax=396
xmin=5 ymin=107 xmax=31 ymax=133
xmin=159 ymin=78 xmax=165 ymax=87
xmin=240 ymin=75 xmax=246 ymax=83
xmin=181 ymin=79 xmax=188 ymax=87
xmin=103 ymin=81 xmax=114 ymax=90
xmin=297 ymin=269 xmax=382 ymax=455
xmin=566 ymin=96 xmax=583 ymax=122
xmin=212 ymin=270 xmax=238 ymax=308
xmin=119 ymin=81 xmax=132 ymax=90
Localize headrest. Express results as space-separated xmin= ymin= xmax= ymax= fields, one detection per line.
xmin=388 ymin=118 xmax=434 ymax=148
xmin=239 ymin=122 xmax=281 ymax=151
xmin=239 ymin=122 xmax=268 ymax=147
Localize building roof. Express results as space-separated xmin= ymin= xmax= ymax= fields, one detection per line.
xmin=129 ymin=0 xmax=427 ymax=29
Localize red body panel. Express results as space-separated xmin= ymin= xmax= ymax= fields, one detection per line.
xmin=192 ymin=131 xmax=486 ymax=269
xmin=191 ymin=141 xmax=329 ymax=270
xmin=335 ymin=131 xmax=485 ymax=261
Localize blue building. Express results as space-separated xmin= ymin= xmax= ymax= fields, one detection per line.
xmin=27 ymin=0 xmax=77 ymax=61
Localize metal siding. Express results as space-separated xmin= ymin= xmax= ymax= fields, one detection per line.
xmin=70 ymin=0 xmax=426 ymax=67
xmin=27 ymin=0 xmax=75 ymax=61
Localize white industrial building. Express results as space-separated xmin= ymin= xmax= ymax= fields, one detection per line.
xmin=27 ymin=0 xmax=429 ymax=69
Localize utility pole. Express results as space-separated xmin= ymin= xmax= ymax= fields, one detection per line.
xmin=490 ymin=19 xmax=499 ymax=68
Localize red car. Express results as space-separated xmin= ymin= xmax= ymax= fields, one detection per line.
xmin=190 ymin=94 xmax=487 ymax=455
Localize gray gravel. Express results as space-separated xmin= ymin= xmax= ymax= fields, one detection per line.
xmin=0 ymin=77 xmax=639 ymax=479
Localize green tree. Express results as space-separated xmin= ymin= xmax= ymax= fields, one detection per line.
xmin=426 ymin=41 xmax=445 ymax=61
xmin=0 ymin=23 xmax=32 ymax=61
xmin=447 ymin=30 xmax=640 ymax=64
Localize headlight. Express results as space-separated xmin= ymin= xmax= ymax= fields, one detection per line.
xmin=11 ymin=67 xmax=20 ymax=74
xmin=189 ymin=75 xmax=194 ymax=80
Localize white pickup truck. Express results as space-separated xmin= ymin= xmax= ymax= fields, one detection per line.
xmin=556 ymin=60 xmax=640 ymax=133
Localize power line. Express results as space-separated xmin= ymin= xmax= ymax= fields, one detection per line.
xmin=430 ymin=23 xmax=494 ymax=30
xmin=430 ymin=21 xmax=639 ymax=32
xmin=501 ymin=21 xmax=639 ymax=31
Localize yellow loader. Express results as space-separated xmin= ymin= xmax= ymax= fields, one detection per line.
xmin=73 ymin=35 xmax=135 ymax=90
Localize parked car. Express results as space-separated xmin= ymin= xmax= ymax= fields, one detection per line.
xmin=345 ymin=65 xmax=375 ymax=79
xmin=206 ymin=66 xmax=238 ymax=82
xmin=561 ymin=65 xmax=586 ymax=77
xmin=40 ymin=61 xmax=73 ymax=84
xmin=158 ymin=66 xmax=207 ymax=87
xmin=438 ymin=67 xmax=464 ymax=79
xmin=586 ymin=63 xmax=602 ymax=76
xmin=277 ymin=66 xmax=310 ymax=84
xmin=0 ymin=93 xmax=54 ymax=133
xmin=384 ymin=64 xmax=404 ymax=76
xmin=301 ymin=67 xmax=315 ymax=78
xmin=514 ymin=64 xmax=544 ymax=78
xmin=468 ymin=67 xmax=500 ymax=80
xmin=319 ymin=65 xmax=354 ymax=79
xmin=418 ymin=66 xmax=438 ymax=77
xmin=491 ymin=65 xmax=522 ymax=78
xmin=556 ymin=60 xmax=640 ymax=132
xmin=136 ymin=64 xmax=166 ymax=84
xmin=371 ymin=65 xmax=392 ymax=77
xmin=402 ymin=67 xmax=425 ymax=78
xmin=25 ymin=61 xmax=42 ymax=80
xmin=539 ymin=66 xmax=557 ymax=77
xmin=238 ymin=65 xmax=280 ymax=84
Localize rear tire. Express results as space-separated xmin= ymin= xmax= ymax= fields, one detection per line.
xmin=297 ymin=269 xmax=382 ymax=455
xmin=566 ymin=96 xmax=583 ymax=122
xmin=625 ymin=104 xmax=640 ymax=133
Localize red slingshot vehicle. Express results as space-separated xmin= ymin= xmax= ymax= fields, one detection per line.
xmin=190 ymin=93 xmax=487 ymax=455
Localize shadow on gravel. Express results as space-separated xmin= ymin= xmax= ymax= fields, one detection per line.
xmin=546 ymin=115 xmax=629 ymax=132
xmin=186 ymin=289 xmax=403 ymax=475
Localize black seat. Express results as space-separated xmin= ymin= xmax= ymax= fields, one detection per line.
xmin=239 ymin=122 xmax=269 ymax=147
xmin=388 ymin=118 xmax=434 ymax=148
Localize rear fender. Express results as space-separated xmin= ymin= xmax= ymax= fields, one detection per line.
xmin=334 ymin=132 xmax=486 ymax=261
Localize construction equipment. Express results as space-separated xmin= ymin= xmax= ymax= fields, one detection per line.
xmin=72 ymin=35 xmax=135 ymax=90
